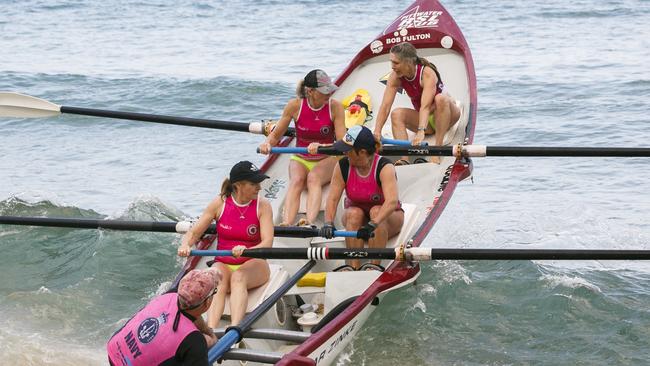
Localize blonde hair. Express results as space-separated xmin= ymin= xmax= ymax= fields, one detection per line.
xmin=219 ymin=178 xmax=235 ymax=199
xmin=295 ymin=79 xmax=308 ymax=98
xmin=390 ymin=42 xmax=438 ymax=73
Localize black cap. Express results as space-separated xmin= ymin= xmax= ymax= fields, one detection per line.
xmin=333 ymin=125 xmax=376 ymax=152
xmin=303 ymin=69 xmax=339 ymax=94
xmin=229 ymin=161 xmax=269 ymax=184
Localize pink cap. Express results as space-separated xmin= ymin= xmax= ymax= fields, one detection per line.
xmin=178 ymin=267 xmax=222 ymax=309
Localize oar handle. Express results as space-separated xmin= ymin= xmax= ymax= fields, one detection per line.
xmin=381 ymin=137 xmax=428 ymax=147
xmin=190 ymin=250 xmax=232 ymax=257
xmin=261 ymin=147 xmax=308 ymax=154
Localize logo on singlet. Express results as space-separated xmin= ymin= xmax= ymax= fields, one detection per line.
xmin=137 ymin=312 xmax=168 ymax=344
xmin=320 ymin=126 xmax=331 ymax=136
xmin=247 ymin=224 xmax=259 ymax=237
xmin=371 ymin=194 xmax=382 ymax=202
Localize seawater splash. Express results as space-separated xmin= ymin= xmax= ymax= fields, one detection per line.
xmin=0 ymin=197 xmax=186 ymax=364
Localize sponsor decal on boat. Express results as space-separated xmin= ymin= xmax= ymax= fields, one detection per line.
xmin=370 ymin=40 xmax=384 ymax=54
xmin=383 ymin=5 xmax=443 ymax=34
xmin=438 ymin=165 xmax=454 ymax=192
xmin=264 ymin=179 xmax=286 ymax=200
xmin=397 ymin=8 xmax=442 ymax=29
xmin=313 ymin=320 xmax=358 ymax=364
xmin=372 ymin=27 xmax=433 ymax=54
xmin=385 ymin=28 xmax=432 ymax=45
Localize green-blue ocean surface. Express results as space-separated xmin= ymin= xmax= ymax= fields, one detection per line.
xmin=1 ymin=0 xmax=649 ymax=364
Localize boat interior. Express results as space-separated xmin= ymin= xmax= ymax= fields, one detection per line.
xmin=195 ymin=45 xmax=472 ymax=363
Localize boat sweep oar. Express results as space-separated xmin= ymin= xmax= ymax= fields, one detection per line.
xmin=208 ymin=260 xmax=316 ymax=363
xmin=190 ymin=247 xmax=650 ymax=261
xmin=262 ymin=145 xmax=650 ymax=158
xmin=0 ymin=92 xmax=294 ymax=136
xmin=0 ymin=216 xmax=357 ymax=238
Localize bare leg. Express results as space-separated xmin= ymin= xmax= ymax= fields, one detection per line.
xmin=283 ymin=160 xmax=308 ymax=225
xmin=432 ymin=94 xmax=461 ymax=147
xmin=207 ymin=262 xmax=231 ymax=328
xmin=229 ymin=259 xmax=270 ymax=326
xmin=342 ymin=207 xmax=366 ymax=269
xmin=368 ymin=206 xmax=404 ymax=265
xmin=390 ymin=108 xmax=419 ymax=162
xmin=305 ymin=157 xmax=338 ymax=224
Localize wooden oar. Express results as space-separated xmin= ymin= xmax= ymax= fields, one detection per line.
xmin=0 ymin=215 xmax=357 ymax=238
xmin=191 ymin=247 xmax=650 ymax=260
xmin=0 ymin=92 xmax=295 ymax=136
xmin=263 ymin=145 xmax=650 ymax=158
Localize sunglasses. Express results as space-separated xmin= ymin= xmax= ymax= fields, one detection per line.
xmin=184 ymin=286 xmax=219 ymax=310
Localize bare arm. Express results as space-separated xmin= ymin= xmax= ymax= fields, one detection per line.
xmin=178 ymin=197 xmax=223 ymax=256
xmin=373 ymin=164 xmax=399 ymax=225
xmin=260 ymin=99 xmax=299 ymax=153
xmin=330 ymin=99 xmax=347 ymax=140
xmin=193 ymin=316 xmax=217 ymax=347
xmin=253 ymin=198 xmax=274 ymax=249
xmin=373 ymin=72 xmax=400 ymax=138
xmin=324 ymin=163 xmax=345 ymax=223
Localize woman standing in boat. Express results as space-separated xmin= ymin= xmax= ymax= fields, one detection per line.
xmin=322 ymin=125 xmax=404 ymax=270
xmin=373 ymin=41 xmax=461 ymax=164
xmin=259 ymin=69 xmax=346 ymax=227
xmin=178 ymin=160 xmax=273 ymax=328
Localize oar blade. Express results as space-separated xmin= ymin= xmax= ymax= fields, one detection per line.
xmin=0 ymin=92 xmax=61 ymax=118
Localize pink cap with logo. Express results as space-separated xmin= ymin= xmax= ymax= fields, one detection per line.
xmin=178 ymin=267 xmax=222 ymax=309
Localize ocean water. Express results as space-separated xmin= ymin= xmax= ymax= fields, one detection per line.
xmin=1 ymin=0 xmax=650 ymax=364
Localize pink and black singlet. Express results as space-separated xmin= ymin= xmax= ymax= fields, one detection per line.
xmin=295 ymin=97 xmax=335 ymax=161
xmin=340 ymin=154 xmax=402 ymax=216
xmin=399 ymin=63 xmax=445 ymax=111
xmin=107 ymin=293 xmax=203 ymax=366
xmin=216 ymin=196 xmax=261 ymax=265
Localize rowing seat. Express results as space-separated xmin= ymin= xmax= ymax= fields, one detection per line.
xmin=222 ymin=264 xmax=288 ymax=315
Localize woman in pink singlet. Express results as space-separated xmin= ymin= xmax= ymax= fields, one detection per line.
xmin=373 ymin=42 xmax=461 ymax=165
xmin=178 ymin=160 xmax=274 ymax=328
xmin=323 ymin=126 xmax=404 ymax=271
xmin=259 ymin=69 xmax=346 ymax=227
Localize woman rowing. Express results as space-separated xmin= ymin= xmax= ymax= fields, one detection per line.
xmin=321 ymin=125 xmax=404 ymax=270
xmin=373 ymin=41 xmax=461 ymax=164
xmin=259 ymin=69 xmax=346 ymax=227
xmin=178 ymin=161 xmax=273 ymax=328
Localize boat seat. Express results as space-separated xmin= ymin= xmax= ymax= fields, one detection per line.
xmin=324 ymin=271 xmax=381 ymax=313
xmin=222 ymin=264 xmax=288 ymax=315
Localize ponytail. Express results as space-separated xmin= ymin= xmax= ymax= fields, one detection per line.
xmin=296 ymin=79 xmax=307 ymax=98
xmin=220 ymin=178 xmax=234 ymax=199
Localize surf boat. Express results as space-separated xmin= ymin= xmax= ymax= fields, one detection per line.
xmin=176 ymin=0 xmax=477 ymax=364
